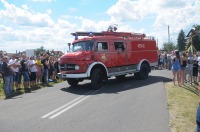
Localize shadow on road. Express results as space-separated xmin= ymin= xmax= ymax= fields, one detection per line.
xmin=61 ymin=75 xmax=172 ymax=95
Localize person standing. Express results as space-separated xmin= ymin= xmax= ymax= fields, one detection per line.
xmin=9 ymin=54 xmax=21 ymax=91
xmin=180 ymin=52 xmax=188 ymax=85
xmin=49 ymin=56 xmax=55 ymax=82
xmin=35 ymin=56 xmax=43 ymax=84
xmin=171 ymin=50 xmax=181 ymax=86
xmin=0 ymin=56 xmax=4 ymax=84
xmin=28 ymin=56 xmax=37 ymax=87
xmin=20 ymin=54 xmax=30 ymax=92
xmin=41 ymin=54 xmax=49 ymax=86
xmin=193 ymin=60 xmax=199 ymax=83
xmin=167 ymin=52 xmax=172 ymax=70
xmin=2 ymin=56 xmax=14 ymax=98
xmin=187 ymin=52 xmax=194 ymax=85
xmin=54 ymin=57 xmax=60 ymax=79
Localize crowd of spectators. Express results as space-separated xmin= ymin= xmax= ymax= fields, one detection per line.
xmin=158 ymin=50 xmax=200 ymax=86
xmin=0 ymin=50 xmax=63 ymax=99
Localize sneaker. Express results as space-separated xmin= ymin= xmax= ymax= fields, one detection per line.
xmin=16 ymin=88 xmax=21 ymax=91
xmin=5 ymin=94 xmax=14 ymax=99
xmin=46 ymin=84 xmax=52 ymax=87
xmin=25 ymin=88 xmax=31 ymax=93
xmin=5 ymin=96 xmax=11 ymax=100
xmin=48 ymin=79 xmax=53 ymax=82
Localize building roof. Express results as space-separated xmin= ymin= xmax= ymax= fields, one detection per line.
xmin=186 ymin=29 xmax=200 ymax=37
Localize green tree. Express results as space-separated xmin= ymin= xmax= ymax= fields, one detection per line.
xmin=190 ymin=24 xmax=200 ymax=51
xmin=192 ymin=36 xmax=200 ymax=51
xmin=193 ymin=24 xmax=200 ymax=30
xmin=35 ymin=46 xmax=46 ymax=56
xmin=177 ymin=29 xmax=186 ymax=51
xmin=162 ymin=42 xmax=176 ymax=51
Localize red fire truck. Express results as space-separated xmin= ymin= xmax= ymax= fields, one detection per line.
xmin=59 ymin=26 xmax=158 ymax=89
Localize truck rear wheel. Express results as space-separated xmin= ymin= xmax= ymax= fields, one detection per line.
xmin=91 ymin=69 xmax=103 ymax=89
xmin=134 ymin=63 xmax=149 ymax=79
xmin=67 ymin=78 xmax=79 ymax=86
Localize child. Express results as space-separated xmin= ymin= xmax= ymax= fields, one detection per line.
xmin=193 ymin=60 xmax=199 ymax=84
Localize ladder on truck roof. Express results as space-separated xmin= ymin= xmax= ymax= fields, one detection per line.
xmin=71 ymin=31 xmax=146 ymax=38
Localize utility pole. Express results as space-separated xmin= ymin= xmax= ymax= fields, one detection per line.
xmin=168 ymin=25 xmax=170 ymax=44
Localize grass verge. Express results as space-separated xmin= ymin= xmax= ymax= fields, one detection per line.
xmin=0 ymin=80 xmax=4 ymax=99
xmin=165 ymin=82 xmax=199 ymax=132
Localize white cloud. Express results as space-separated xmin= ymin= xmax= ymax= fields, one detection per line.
xmin=22 ymin=4 xmax=29 ymax=10
xmin=107 ymin=0 xmax=200 ymax=48
xmin=0 ymin=0 xmax=54 ymax=27
xmin=0 ymin=0 xmax=75 ymax=53
xmin=0 ymin=0 xmax=199 ymax=53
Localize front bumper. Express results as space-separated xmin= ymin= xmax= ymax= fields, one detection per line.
xmin=57 ymin=73 xmax=88 ymax=79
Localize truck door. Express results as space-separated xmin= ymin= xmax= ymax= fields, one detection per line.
xmin=95 ymin=41 xmax=112 ymax=67
xmin=111 ymin=42 xmax=127 ymax=67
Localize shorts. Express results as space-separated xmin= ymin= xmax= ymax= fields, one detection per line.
xmin=36 ymin=67 xmax=42 ymax=77
xmin=22 ymin=71 xmax=30 ymax=82
xmin=193 ymin=72 xmax=198 ymax=77
xmin=30 ymin=72 xmax=36 ymax=81
xmin=186 ymin=66 xmax=193 ymax=76
xmin=172 ymin=66 xmax=181 ymax=72
xmin=14 ymin=72 xmax=19 ymax=82
xmin=181 ymin=67 xmax=186 ymax=70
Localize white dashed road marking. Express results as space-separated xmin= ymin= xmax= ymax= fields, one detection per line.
xmin=41 ymin=89 xmax=99 ymax=119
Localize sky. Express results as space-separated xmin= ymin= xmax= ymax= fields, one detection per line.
xmin=0 ymin=0 xmax=200 ymax=53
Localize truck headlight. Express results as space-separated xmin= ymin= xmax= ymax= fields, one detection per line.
xmin=75 ymin=65 xmax=80 ymax=70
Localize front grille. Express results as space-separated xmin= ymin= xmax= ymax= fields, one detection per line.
xmin=60 ymin=64 xmax=76 ymax=71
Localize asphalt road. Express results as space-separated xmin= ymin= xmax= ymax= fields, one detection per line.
xmin=0 ymin=69 xmax=172 ymax=132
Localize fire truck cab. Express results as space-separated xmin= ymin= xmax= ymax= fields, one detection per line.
xmin=59 ymin=27 xmax=158 ymax=89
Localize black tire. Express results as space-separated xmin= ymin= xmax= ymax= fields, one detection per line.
xmin=135 ymin=63 xmax=149 ymax=79
xmin=67 ymin=78 xmax=79 ymax=86
xmin=91 ymin=69 xmax=103 ymax=89
xmin=134 ymin=72 xmax=140 ymax=79
xmin=116 ymin=75 xmax=126 ymax=79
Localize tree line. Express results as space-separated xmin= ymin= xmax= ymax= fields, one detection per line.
xmin=162 ymin=24 xmax=200 ymax=52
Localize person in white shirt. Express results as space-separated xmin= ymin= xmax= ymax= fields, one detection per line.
xmin=8 ymin=54 xmax=21 ymax=91
xmin=28 ymin=56 xmax=37 ymax=87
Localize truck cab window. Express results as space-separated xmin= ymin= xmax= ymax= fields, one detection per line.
xmin=114 ymin=42 xmax=125 ymax=51
xmin=72 ymin=41 xmax=94 ymax=52
xmin=97 ymin=42 xmax=108 ymax=51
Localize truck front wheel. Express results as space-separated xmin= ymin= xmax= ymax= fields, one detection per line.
xmin=91 ymin=69 xmax=103 ymax=89
xmin=67 ymin=78 xmax=79 ymax=86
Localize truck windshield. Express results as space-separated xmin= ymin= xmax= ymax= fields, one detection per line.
xmin=72 ymin=41 xmax=94 ymax=52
